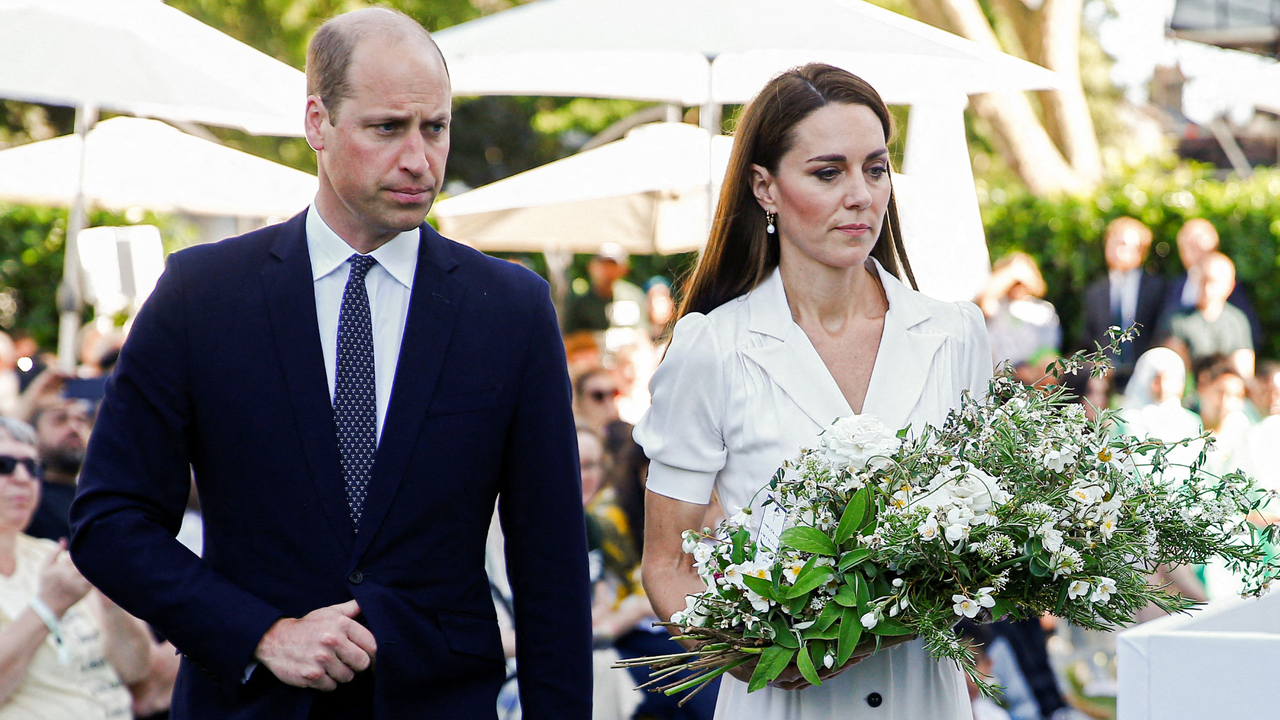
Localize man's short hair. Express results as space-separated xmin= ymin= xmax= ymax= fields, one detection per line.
xmin=306 ymin=8 xmax=443 ymax=121
xmin=1106 ymin=216 xmax=1153 ymax=247
xmin=0 ymin=417 xmax=38 ymax=447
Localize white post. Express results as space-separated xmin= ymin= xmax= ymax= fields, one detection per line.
xmin=56 ymin=103 xmax=98 ymax=371
xmin=899 ymin=92 xmax=991 ymax=302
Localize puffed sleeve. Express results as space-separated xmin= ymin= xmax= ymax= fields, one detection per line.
xmin=956 ymin=301 xmax=995 ymax=401
xmin=633 ymin=312 xmax=727 ymax=505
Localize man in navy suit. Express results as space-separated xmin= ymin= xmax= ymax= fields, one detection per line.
xmin=69 ymin=8 xmax=591 ymax=719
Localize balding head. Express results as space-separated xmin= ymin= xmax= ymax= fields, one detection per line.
xmin=307 ymin=8 xmax=446 ymax=122
xmin=1178 ymin=218 xmax=1219 ymax=269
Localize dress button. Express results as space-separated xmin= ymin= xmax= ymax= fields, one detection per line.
xmin=866 ymin=692 xmax=883 ymax=708
xmin=348 ymin=570 xmax=364 ymax=584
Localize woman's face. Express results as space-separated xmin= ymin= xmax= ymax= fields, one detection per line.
xmin=0 ymin=437 xmax=40 ymax=536
xmin=577 ymin=431 xmax=604 ymax=506
xmin=752 ymin=102 xmax=892 ymax=271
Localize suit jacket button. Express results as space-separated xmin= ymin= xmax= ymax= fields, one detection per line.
xmin=866 ymin=692 xmax=882 ymax=708
xmin=348 ymin=571 xmax=364 ymax=584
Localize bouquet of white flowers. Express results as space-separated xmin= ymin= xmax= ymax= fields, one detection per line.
xmin=618 ymin=345 xmax=1280 ymax=703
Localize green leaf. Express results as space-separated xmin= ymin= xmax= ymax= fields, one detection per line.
xmin=836 ymin=606 xmax=864 ymax=665
xmin=854 ymin=574 xmax=871 ymax=607
xmin=748 ymin=645 xmax=796 ymax=692
xmin=838 ymin=548 xmax=872 ymax=571
xmin=801 ymin=623 xmax=840 ymax=640
xmin=1053 ymin=581 xmax=1071 ymax=615
xmin=809 ymin=640 xmax=829 ymax=673
xmin=769 ymin=618 xmax=799 ymax=648
xmin=787 ymin=593 xmax=810 ymax=616
xmin=869 ymin=617 xmax=912 ymax=636
xmin=834 ymin=581 xmax=860 ymax=607
xmin=815 ymin=598 xmax=842 ymax=631
xmin=1029 ymin=557 xmax=1051 ymax=578
xmin=731 ymin=528 xmax=749 ymax=564
xmin=834 ymin=487 xmax=870 ymax=544
xmin=786 ymin=566 xmax=833 ymax=599
xmin=779 ymin=527 xmax=837 ymax=556
xmin=742 ymin=573 xmax=777 ymax=601
xmin=990 ymin=598 xmax=1014 ymax=622
xmin=795 ymin=641 xmax=823 ymax=686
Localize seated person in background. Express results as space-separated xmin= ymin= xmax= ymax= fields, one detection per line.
xmin=1114 ymin=347 xmax=1203 ymax=480
xmin=1194 ymin=355 xmax=1252 ymax=477
xmin=976 ymin=252 xmax=1061 ymax=369
xmin=1163 ymin=219 xmax=1262 ymax=350
xmin=1157 ymin=252 xmax=1254 ymax=379
xmin=1081 ymin=217 xmax=1166 ymax=393
xmin=1239 ymin=362 xmax=1280 ymax=515
xmin=24 ymin=394 xmax=93 ymax=543
xmin=0 ymin=417 xmax=152 ymax=719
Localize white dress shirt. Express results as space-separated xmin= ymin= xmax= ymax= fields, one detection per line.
xmin=306 ymin=205 xmax=418 ymax=441
xmin=635 ymin=260 xmax=990 ymax=720
xmin=1109 ymin=268 xmax=1142 ymax=329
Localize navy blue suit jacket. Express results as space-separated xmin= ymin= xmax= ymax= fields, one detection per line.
xmin=69 ymin=211 xmax=592 ymax=719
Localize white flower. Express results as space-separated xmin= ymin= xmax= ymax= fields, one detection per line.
xmin=892 ymin=578 xmax=904 ymax=587
xmin=728 ymin=510 xmax=751 ymax=527
xmin=781 ymin=558 xmax=807 ymax=585
xmin=691 ymin=543 xmax=713 ymax=565
xmin=947 ymin=506 xmax=976 ymax=527
xmin=1038 ymin=523 xmax=1064 ymax=553
xmin=1068 ymin=580 xmax=1091 ymax=600
xmin=744 ymin=588 xmax=773 ymax=613
xmin=860 ymin=611 xmax=878 ymax=629
xmin=917 ymin=516 xmax=941 ymax=541
xmin=945 ymin=522 xmax=971 ymax=544
xmin=975 ymin=587 xmax=996 ymax=609
xmin=681 ymin=531 xmax=699 ymax=554
xmin=1068 ymin=483 xmax=1105 ymax=505
xmin=952 ymin=594 xmax=981 ymax=618
xmin=1098 ymin=513 xmax=1118 ymax=541
xmin=1091 ymin=577 xmax=1117 ymax=604
xmin=1050 ymin=548 xmax=1083 ymax=579
xmin=819 ymin=415 xmax=902 ymax=470
xmin=672 ymin=595 xmax=708 ymax=627
xmin=1044 ymin=443 xmax=1079 ymax=473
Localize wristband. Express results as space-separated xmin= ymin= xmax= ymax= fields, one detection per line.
xmin=28 ymin=597 xmax=71 ymax=665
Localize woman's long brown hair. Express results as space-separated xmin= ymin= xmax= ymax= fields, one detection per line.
xmin=676 ymin=63 xmax=916 ymax=321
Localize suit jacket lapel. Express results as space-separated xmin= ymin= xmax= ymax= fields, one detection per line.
xmin=260 ymin=210 xmax=354 ymax=553
xmin=350 ymin=225 xmax=464 ymax=563
xmin=861 ymin=262 xmax=944 ymax=432
xmin=740 ymin=270 xmax=852 ymax=429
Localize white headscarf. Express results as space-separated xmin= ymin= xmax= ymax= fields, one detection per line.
xmin=1123 ymin=347 xmax=1186 ymax=410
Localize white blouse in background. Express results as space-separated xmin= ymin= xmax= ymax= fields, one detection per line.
xmin=635 ymin=260 xmax=992 ymax=720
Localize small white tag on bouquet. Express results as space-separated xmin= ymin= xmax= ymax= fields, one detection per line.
xmin=754 ymin=491 xmax=788 ymax=565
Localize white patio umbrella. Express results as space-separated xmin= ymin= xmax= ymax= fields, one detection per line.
xmin=433 ymin=0 xmax=1063 ymax=301
xmin=434 ymin=0 xmax=1061 ymax=108
xmin=434 ymin=122 xmax=731 ymax=255
xmin=0 ymin=117 xmax=317 ymax=218
xmin=0 ymin=0 xmax=307 ymax=367
xmin=0 ymin=0 xmax=304 ymax=137
xmin=433 ymin=122 xmax=971 ymax=299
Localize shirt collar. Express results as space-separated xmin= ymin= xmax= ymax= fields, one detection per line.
xmin=305 ymin=204 xmax=419 ymax=289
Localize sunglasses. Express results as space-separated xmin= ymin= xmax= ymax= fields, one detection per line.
xmin=0 ymin=456 xmax=42 ymax=479
xmin=587 ymin=388 xmax=619 ymax=403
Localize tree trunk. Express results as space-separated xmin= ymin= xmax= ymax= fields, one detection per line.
xmin=1039 ymin=0 xmax=1103 ymax=183
xmin=913 ymin=0 xmax=1096 ymax=196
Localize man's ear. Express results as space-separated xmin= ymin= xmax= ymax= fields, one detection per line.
xmin=304 ymin=96 xmax=328 ymax=152
xmin=749 ymin=163 xmax=776 ymax=213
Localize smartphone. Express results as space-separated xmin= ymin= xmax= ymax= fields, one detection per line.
xmin=62 ymin=376 xmax=108 ymax=401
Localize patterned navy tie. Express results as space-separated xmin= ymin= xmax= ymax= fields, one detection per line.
xmin=334 ymin=254 xmax=378 ymax=531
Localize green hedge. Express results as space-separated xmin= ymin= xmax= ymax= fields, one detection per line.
xmin=981 ymin=164 xmax=1280 ymax=360
xmin=0 ymin=204 xmax=176 ymax=351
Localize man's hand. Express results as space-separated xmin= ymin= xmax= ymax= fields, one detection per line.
xmin=37 ymin=541 xmax=93 ymax=617
xmin=253 ymin=600 xmax=377 ymax=691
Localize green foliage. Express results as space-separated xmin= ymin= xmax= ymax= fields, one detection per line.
xmin=982 ymin=164 xmax=1280 ymax=359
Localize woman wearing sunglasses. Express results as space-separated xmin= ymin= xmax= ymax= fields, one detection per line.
xmin=0 ymin=417 xmax=151 ymax=719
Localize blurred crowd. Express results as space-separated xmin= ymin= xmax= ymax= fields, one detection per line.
xmin=0 ymin=217 xmax=1272 ymax=719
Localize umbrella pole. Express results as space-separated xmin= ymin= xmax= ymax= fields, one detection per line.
xmin=544 ymin=247 xmax=572 ymax=331
xmin=56 ymin=103 xmax=98 ymax=371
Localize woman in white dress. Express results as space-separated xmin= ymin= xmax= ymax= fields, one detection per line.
xmin=635 ymin=64 xmax=991 ymax=720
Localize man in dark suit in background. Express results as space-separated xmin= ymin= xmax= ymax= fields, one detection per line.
xmin=69 ymin=8 xmax=591 ymax=719
xmin=1081 ymin=216 xmax=1166 ymax=392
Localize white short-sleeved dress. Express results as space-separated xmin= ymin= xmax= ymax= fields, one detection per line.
xmin=635 ymin=261 xmax=993 ymax=720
